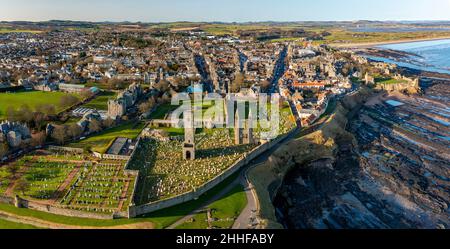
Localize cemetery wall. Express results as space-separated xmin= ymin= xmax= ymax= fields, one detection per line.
xmin=92 ymin=153 xmax=131 ymax=161
xmin=128 ymin=128 xmax=296 ymax=217
xmin=48 ymin=146 xmax=84 ymax=154
xmin=0 ymin=194 xmax=14 ymax=205
xmin=15 ymin=196 xmax=113 ymax=219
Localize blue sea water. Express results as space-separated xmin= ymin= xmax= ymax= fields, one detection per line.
xmin=366 ymin=39 xmax=450 ymax=75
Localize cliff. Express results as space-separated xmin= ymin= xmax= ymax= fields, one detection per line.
xmin=248 ymin=87 xmax=373 ymax=229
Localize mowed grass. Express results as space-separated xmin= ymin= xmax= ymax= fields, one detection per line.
xmin=0 ymin=91 xmax=79 ymax=119
xmin=176 ymin=185 xmax=247 ymax=229
xmin=0 ymin=171 xmax=241 ymax=229
xmin=0 ymin=218 xmax=40 ymax=229
xmin=149 ymin=103 xmax=180 ymax=120
xmin=68 ymin=122 xmax=146 ymax=153
xmin=82 ymin=91 xmax=116 ymax=110
xmin=376 ymin=77 xmax=408 ymax=85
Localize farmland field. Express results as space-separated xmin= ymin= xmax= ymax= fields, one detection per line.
xmin=0 ymin=28 xmax=43 ymax=34
xmin=0 ymin=91 xmax=80 ymax=119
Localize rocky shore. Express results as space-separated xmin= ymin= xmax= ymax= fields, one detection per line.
xmin=273 ymin=78 xmax=449 ymax=229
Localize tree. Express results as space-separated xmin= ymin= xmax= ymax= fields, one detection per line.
xmin=15 ymin=178 xmax=30 ymax=195
xmin=51 ymin=125 xmax=68 ymax=145
xmin=18 ymin=104 xmax=33 ymax=124
xmin=31 ymin=132 xmax=47 ymax=147
xmin=80 ymin=89 xmax=95 ymax=100
xmin=6 ymin=106 xmax=18 ymax=122
xmin=0 ymin=143 xmax=9 ymax=159
xmin=260 ymin=80 xmax=271 ymax=92
xmin=231 ymin=73 xmax=245 ymax=93
xmin=6 ymin=164 xmax=19 ymax=178
xmin=32 ymin=112 xmax=46 ymax=130
xmin=59 ymin=95 xmax=79 ymax=107
xmin=36 ymin=104 xmax=56 ymax=116
xmin=87 ymin=120 xmax=102 ymax=133
xmin=154 ymin=79 xmax=171 ymax=93
xmin=67 ymin=124 xmax=83 ymax=139
xmin=139 ymin=98 xmax=156 ymax=114
xmin=102 ymin=118 xmax=115 ymax=128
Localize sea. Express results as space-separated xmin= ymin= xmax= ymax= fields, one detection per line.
xmin=365 ymin=39 xmax=450 ymax=75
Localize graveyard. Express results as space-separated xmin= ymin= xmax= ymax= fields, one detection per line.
xmin=129 ymin=101 xmax=296 ymax=205
xmin=0 ymin=96 xmax=296 ymax=220
xmin=0 ymin=150 xmax=136 ymax=214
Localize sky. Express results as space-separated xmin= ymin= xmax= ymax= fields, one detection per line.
xmin=1 ymin=0 xmax=450 ymax=22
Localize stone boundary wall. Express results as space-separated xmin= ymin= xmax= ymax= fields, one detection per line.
xmin=128 ymin=129 xmax=296 ymax=217
xmin=0 ymin=194 xmax=14 ymax=205
xmin=47 ymin=146 xmax=84 ymax=154
xmin=92 ymin=152 xmax=131 ymax=161
xmin=15 ymin=196 xmax=113 ymax=220
xmin=122 ymin=137 xmax=141 ymax=218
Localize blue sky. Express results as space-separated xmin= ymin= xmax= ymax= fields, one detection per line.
xmin=1 ymin=0 xmax=450 ymax=22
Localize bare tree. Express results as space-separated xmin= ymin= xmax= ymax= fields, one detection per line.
xmin=88 ymin=120 xmax=102 ymax=133
xmin=51 ymin=125 xmax=68 ymax=145
xmin=59 ymin=95 xmax=79 ymax=107
xmin=15 ymin=178 xmax=30 ymax=196
xmin=6 ymin=164 xmax=20 ymax=178
xmin=67 ymin=124 xmax=83 ymax=139
xmin=0 ymin=142 xmax=9 ymax=159
xmin=102 ymin=117 xmax=115 ymax=128
xmin=31 ymin=132 xmax=47 ymax=147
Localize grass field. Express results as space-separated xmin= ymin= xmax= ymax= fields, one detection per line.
xmin=68 ymin=121 xmax=146 ymax=153
xmin=176 ymin=185 xmax=247 ymax=229
xmin=82 ymin=91 xmax=116 ymax=110
xmin=0 ymin=218 xmax=40 ymax=229
xmin=375 ymin=77 xmax=408 ymax=85
xmin=0 ymin=28 xmax=43 ymax=34
xmin=149 ymin=103 xmax=181 ymax=120
xmin=0 ymin=91 xmax=79 ymax=119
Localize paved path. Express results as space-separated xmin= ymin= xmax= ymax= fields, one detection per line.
xmin=232 ymin=163 xmax=262 ymax=229
xmin=232 ymin=127 xmax=300 ymax=229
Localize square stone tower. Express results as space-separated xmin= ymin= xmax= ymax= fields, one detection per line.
xmin=183 ymin=110 xmax=195 ymax=160
xmin=243 ymin=109 xmax=254 ymax=145
xmin=234 ymin=107 xmax=244 ymax=145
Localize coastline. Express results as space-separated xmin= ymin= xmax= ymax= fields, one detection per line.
xmin=329 ymin=36 xmax=450 ymax=48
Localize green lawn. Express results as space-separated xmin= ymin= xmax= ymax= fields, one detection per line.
xmin=68 ymin=122 xmax=146 ymax=153
xmin=376 ymin=77 xmax=407 ymax=85
xmin=149 ymin=103 xmax=181 ymax=120
xmin=176 ymin=185 xmax=247 ymax=229
xmin=150 ymin=126 xmax=185 ymax=136
xmin=0 ymin=171 xmax=241 ymax=229
xmin=82 ymin=91 xmax=116 ymax=110
xmin=0 ymin=218 xmax=40 ymax=229
xmin=0 ymin=91 xmax=79 ymax=119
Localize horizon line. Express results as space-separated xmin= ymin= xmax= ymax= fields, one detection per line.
xmin=2 ymin=19 xmax=450 ymax=24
